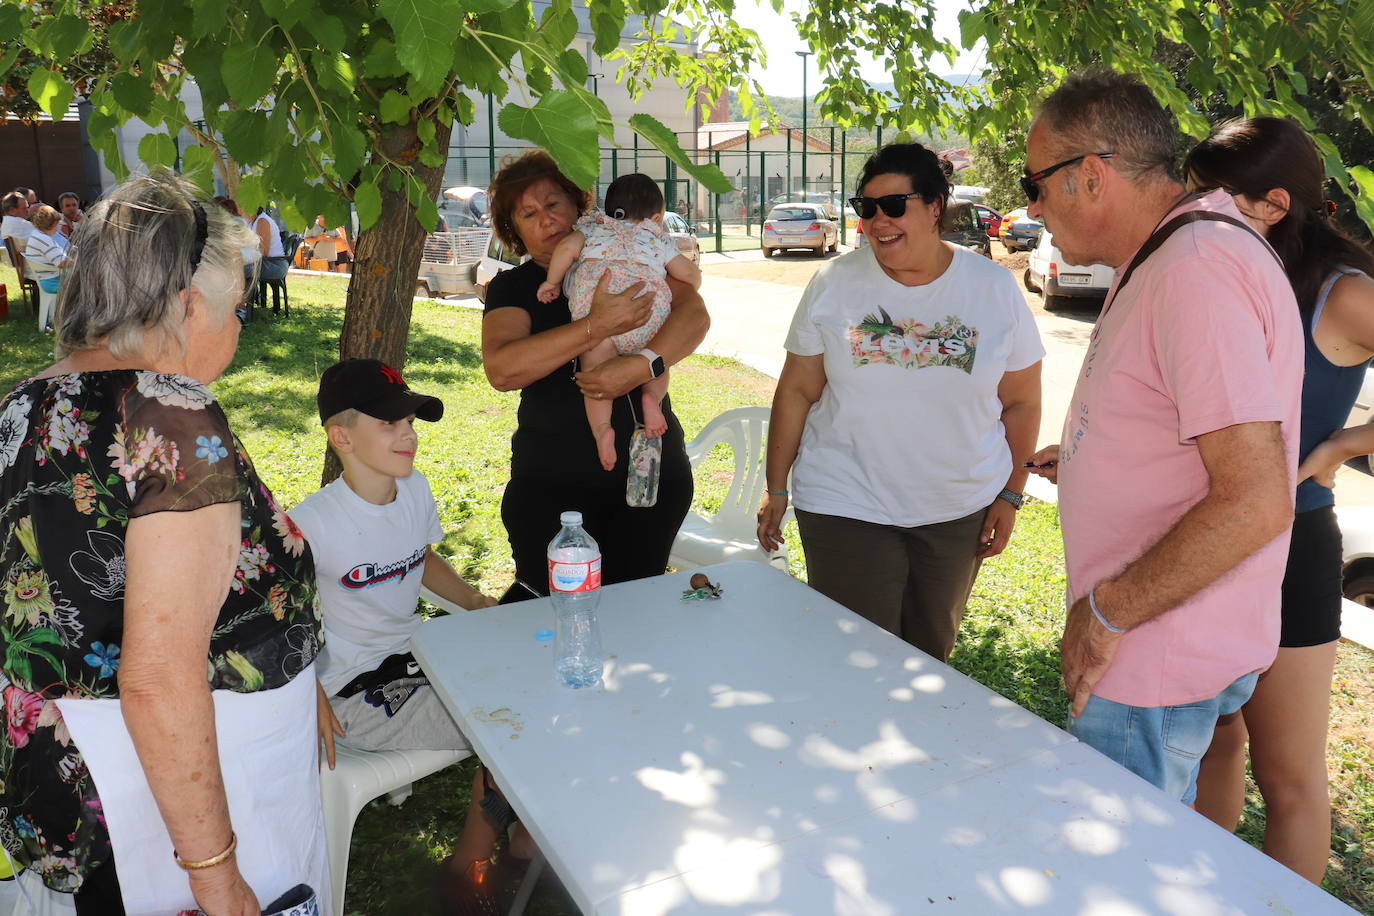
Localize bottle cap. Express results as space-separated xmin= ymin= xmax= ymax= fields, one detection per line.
xmin=559 ymin=511 xmax=582 ymax=526
xmin=535 ymin=629 xmax=554 ymax=642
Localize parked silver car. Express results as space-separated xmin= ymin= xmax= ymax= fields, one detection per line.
xmin=663 ymin=211 xmax=701 ymax=263
xmin=762 ymin=203 xmax=839 ymax=257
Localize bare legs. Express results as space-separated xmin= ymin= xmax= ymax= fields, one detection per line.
xmin=581 ymin=339 xmax=669 ymax=471
xmin=1195 ymin=641 xmax=1338 ymax=884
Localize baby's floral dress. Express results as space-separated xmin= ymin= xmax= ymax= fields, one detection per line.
xmin=0 ymin=370 xmax=320 ymax=894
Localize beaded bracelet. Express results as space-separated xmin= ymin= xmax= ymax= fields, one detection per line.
xmin=174 ymin=831 xmax=237 ymax=871
xmin=1089 ymin=587 xmax=1128 ymax=634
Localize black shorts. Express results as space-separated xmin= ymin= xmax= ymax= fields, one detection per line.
xmin=1279 ymin=505 xmax=1343 ymax=648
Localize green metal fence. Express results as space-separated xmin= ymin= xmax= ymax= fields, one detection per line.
xmin=445 ymin=126 xmax=859 ymax=254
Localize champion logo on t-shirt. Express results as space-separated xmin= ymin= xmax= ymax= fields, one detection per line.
xmin=847 ymin=308 xmax=979 ymax=373
xmin=341 ymin=546 xmax=427 ymax=590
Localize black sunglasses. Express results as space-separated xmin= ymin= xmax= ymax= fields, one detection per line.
xmin=1020 ymin=152 xmax=1117 ymax=202
xmin=849 ymin=193 xmax=925 ymax=220
xmin=189 ymin=200 xmax=208 ymax=271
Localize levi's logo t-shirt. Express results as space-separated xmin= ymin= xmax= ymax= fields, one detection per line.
xmin=784 ymin=245 xmax=1044 ymax=528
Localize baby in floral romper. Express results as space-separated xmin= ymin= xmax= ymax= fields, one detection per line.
xmin=537 ymin=173 xmax=702 ymax=471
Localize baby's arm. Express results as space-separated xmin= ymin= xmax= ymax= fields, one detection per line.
xmin=422 ymin=547 xmax=499 ymax=609
xmin=665 ymin=253 xmax=702 ymax=290
xmin=537 ymin=230 xmax=587 ymax=303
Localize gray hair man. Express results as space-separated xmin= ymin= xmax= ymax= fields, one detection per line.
xmin=2 ymin=190 xmax=39 ymax=250
xmin=1024 ymin=71 xmax=1303 ymax=804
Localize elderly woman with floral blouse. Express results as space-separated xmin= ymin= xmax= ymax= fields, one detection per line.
xmin=0 ymin=176 xmax=325 ymax=913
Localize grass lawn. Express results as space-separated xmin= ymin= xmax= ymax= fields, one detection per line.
xmin=0 ymin=265 xmax=1369 ymax=913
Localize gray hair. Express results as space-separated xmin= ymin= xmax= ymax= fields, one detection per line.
xmin=1036 ymin=69 xmax=1179 ymax=187
xmin=55 ymin=174 xmax=259 ymax=360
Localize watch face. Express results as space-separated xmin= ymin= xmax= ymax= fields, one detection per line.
xmin=651 ymin=356 xmax=666 ymax=378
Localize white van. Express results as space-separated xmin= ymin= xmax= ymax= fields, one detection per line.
xmin=1024 ymin=229 xmax=1114 ymax=306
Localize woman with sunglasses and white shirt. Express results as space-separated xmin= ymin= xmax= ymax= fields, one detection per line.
xmin=758 ymin=142 xmax=1044 ymax=660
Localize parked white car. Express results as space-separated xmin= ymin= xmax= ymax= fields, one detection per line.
xmin=1338 ymin=505 xmax=1374 ymax=606
xmin=1024 ymin=229 xmax=1114 ymax=306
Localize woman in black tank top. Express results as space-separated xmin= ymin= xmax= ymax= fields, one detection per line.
xmin=1185 ymin=117 xmax=1374 ymax=885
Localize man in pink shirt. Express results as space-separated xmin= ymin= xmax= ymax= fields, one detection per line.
xmin=1025 ymin=71 xmax=1303 ymax=803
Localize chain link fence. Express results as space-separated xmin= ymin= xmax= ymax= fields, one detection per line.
xmin=445 ymin=126 xmax=859 ymax=255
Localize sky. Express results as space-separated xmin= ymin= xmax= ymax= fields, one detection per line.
xmin=735 ymin=0 xmax=984 ymax=97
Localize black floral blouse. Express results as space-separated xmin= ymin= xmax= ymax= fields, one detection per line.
xmin=0 ymin=370 xmax=321 ymax=893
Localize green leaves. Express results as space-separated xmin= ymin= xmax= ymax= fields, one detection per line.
xmin=377 ymin=0 xmax=459 ymax=94
xmin=355 ymin=180 xmax=383 ymax=231
xmin=590 ymin=0 xmax=626 ymax=56
xmin=112 ymin=74 xmax=155 ymax=119
xmin=34 ymin=14 xmax=92 ymax=60
xmin=181 ymin=145 xmax=217 ymax=192
xmin=380 ymin=89 xmax=414 ymax=124
xmin=629 ymin=114 xmax=734 ymax=194
xmin=1350 ymin=166 xmax=1374 ymax=232
xmin=499 ymin=90 xmax=601 ymax=188
xmin=539 ymin=0 xmax=578 ymax=49
xmin=26 ymin=69 xmax=73 ymax=121
xmin=137 ymin=132 xmax=177 ymax=169
xmin=222 ymin=40 xmax=279 ymax=102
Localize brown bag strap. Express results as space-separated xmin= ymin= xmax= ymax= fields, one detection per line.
xmin=1101 ymin=207 xmax=1284 ymax=323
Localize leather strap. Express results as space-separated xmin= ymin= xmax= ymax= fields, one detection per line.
xmin=1099 ymin=205 xmax=1284 ymax=327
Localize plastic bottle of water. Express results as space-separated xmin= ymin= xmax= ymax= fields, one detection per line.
xmin=548 ymin=511 xmax=604 ymax=688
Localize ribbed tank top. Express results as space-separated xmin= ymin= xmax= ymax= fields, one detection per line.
xmin=1296 ymin=268 xmax=1371 ymax=513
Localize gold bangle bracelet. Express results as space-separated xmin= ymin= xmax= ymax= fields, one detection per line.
xmin=584 ymin=317 xmax=593 ymax=341
xmin=174 ymin=831 xmax=237 ymax=871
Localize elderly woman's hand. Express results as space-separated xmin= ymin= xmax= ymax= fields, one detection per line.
xmin=587 ymin=271 xmax=652 ymax=339
xmin=187 ymin=862 xmax=261 ymax=915
xmin=575 ymin=356 xmax=656 ymax=401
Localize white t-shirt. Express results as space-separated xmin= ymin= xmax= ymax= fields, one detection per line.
xmin=289 ymin=471 xmax=443 ymax=695
xmin=2 ymin=214 xmax=39 ymax=249
xmin=253 ymin=212 xmax=286 ymax=258
xmin=784 ymin=244 xmax=1045 ymax=527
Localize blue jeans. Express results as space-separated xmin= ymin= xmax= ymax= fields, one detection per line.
xmin=1069 ymin=671 xmax=1259 ymax=804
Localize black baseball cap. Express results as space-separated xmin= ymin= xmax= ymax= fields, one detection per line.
xmin=317 ymin=359 xmax=444 ymax=424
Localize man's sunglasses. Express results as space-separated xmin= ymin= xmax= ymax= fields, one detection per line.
xmin=1020 ymin=152 xmax=1117 ymax=202
xmin=848 ymin=193 xmax=925 ymax=220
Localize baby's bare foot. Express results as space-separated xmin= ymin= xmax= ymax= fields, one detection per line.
xmin=595 ymin=425 xmax=617 ymax=471
xmin=642 ymin=397 xmax=668 ymax=438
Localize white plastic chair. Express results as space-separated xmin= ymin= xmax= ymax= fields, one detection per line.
xmin=670 ymin=406 xmax=791 ymax=572
xmin=314 ymin=587 xmax=546 ymax=916
xmin=320 ymin=742 xmax=472 ymax=915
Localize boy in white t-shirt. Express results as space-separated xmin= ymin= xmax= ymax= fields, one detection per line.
xmin=290 ymin=358 xmax=531 ymax=911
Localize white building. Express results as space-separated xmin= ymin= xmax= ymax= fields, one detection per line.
xmin=446 ymin=0 xmax=701 ymax=205
xmin=694 ymin=119 xmax=839 ymax=223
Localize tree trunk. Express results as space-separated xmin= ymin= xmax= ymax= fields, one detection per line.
xmin=323 ymin=114 xmax=454 ymax=485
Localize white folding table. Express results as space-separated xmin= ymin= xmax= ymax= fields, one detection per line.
xmin=412 ymin=561 xmax=1354 ymax=915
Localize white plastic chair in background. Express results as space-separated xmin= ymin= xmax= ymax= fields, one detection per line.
xmin=670 ymin=406 xmax=790 ymax=572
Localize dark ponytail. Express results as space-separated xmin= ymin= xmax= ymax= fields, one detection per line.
xmin=1185 ymin=117 xmax=1374 ymax=314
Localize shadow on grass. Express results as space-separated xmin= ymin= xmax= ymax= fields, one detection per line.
xmin=951 ymin=624 xmax=1070 ymax=729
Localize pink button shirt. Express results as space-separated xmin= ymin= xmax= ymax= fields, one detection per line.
xmin=1058 ymin=190 xmax=1303 ymax=708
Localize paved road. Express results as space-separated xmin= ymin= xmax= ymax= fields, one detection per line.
xmin=698 ymin=246 xmax=1374 ymax=510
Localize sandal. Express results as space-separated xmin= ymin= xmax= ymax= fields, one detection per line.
xmin=434 ymin=854 xmax=507 ymax=916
